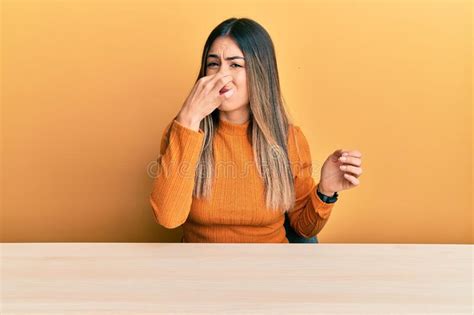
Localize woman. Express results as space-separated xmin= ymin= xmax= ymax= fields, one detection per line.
xmin=149 ymin=17 xmax=363 ymax=243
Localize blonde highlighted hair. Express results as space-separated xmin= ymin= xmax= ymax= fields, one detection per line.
xmin=160 ymin=17 xmax=302 ymax=213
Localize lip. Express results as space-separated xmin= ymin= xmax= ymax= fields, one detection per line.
xmin=219 ymin=86 xmax=232 ymax=95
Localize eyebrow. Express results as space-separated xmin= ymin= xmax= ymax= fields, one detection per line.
xmin=207 ymin=54 xmax=245 ymax=61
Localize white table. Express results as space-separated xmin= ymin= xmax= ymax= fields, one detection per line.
xmin=1 ymin=243 xmax=472 ymax=314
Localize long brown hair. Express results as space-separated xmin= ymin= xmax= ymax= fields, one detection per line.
xmin=161 ymin=17 xmax=297 ymax=213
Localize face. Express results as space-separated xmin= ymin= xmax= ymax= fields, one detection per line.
xmin=205 ymin=36 xmax=249 ymax=113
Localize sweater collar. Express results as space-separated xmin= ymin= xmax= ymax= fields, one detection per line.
xmin=217 ymin=118 xmax=250 ymax=136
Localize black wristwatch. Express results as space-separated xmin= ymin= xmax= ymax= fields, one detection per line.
xmin=316 ymin=186 xmax=339 ymax=203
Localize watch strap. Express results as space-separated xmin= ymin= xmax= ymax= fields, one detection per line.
xmin=316 ymin=186 xmax=339 ymax=203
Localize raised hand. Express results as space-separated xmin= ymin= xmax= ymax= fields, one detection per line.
xmin=319 ymin=149 xmax=363 ymax=196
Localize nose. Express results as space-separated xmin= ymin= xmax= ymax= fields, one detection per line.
xmin=216 ymin=66 xmax=233 ymax=87
xmin=217 ymin=64 xmax=230 ymax=76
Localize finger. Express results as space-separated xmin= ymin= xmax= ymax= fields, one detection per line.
xmin=198 ymin=73 xmax=230 ymax=94
xmin=343 ymin=173 xmax=360 ymax=185
xmin=339 ymin=165 xmax=363 ymax=177
xmin=342 ymin=150 xmax=362 ymax=158
xmin=338 ymin=155 xmax=362 ymax=167
xmin=196 ymin=73 xmax=215 ymax=88
xmin=202 ymin=71 xmax=226 ymax=82
xmin=331 ymin=149 xmax=345 ymax=162
xmin=207 ymin=73 xmax=231 ymax=91
xmin=210 ymin=75 xmax=233 ymax=96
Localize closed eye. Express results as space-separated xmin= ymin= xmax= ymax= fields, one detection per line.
xmin=206 ymin=63 xmax=242 ymax=68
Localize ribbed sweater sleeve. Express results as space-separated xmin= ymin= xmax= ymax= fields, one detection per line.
xmin=149 ymin=119 xmax=205 ymax=229
xmin=287 ymin=126 xmax=336 ymax=238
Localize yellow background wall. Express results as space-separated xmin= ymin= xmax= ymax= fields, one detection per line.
xmin=2 ymin=0 xmax=472 ymax=243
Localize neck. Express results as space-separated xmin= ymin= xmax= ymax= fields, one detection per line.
xmin=218 ymin=107 xmax=250 ymax=124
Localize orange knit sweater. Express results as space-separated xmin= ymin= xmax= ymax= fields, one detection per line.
xmin=149 ymin=117 xmax=336 ymax=243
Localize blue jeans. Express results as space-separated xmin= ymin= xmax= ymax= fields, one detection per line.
xmin=284 ymin=213 xmax=318 ymax=243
